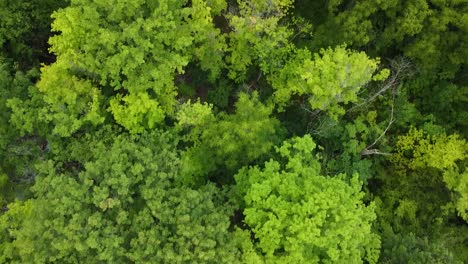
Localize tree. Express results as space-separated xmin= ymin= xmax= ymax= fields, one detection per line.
xmin=225 ymin=1 xmax=388 ymax=119
xmin=379 ymin=231 xmax=463 ymax=264
xmin=234 ymin=135 xmax=380 ymax=263
xmin=385 ymin=128 xmax=468 ymax=223
xmin=0 ymin=62 xmax=49 ymax=206
xmin=372 ymin=128 xmax=467 ymax=263
xmin=294 ymin=0 xmax=468 ymax=136
xmin=38 ymin=0 xmax=226 ymax=135
xmin=179 ymin=92 xmax=284 ymax=185
xmin=0 ymin=131 xmax=240 ymax=263
xmin=225 ymin=0 xmax=295 ymax=82
xmin=302 ymin=0 xmax=467 ymax=76
xmin=2 ymin=0 xmax=467 ymax=262
xmin=270 ymin=46 xmax=388 ymax=119
xmin=310 ymin=110 xmax=393 ymax=183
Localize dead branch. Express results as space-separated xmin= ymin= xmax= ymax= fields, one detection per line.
xmin=350 ymin=57 xmax=412 ymax=112
xmin=360 ymin=149 xmax=392 ymax=156
xmin=361 ymin=82 xmax=396 ymax=156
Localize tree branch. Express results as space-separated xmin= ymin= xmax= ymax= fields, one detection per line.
xmin=361 ymin=84 xmax=396 ymax=156
xmin=350 ymin=57 xmax=412 ymax=112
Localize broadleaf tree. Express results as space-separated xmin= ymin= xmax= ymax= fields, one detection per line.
xmin=235 ymin=136 xmax=381 ymax=263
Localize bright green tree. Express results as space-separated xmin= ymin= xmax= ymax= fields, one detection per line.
xmin=270 ymin=46 xmax=388 ymax=119
xmin=235 ymin=135 xmax=380 ymax=263
xmin=38 ymin=0 xmax=226 ymax=135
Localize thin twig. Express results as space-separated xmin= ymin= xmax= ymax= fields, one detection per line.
xmin=361 ymin=86 xmax=396 ymax=156
xmin=246 ymin=71 xmax=263 ymax=91
xmin=350 ymin=57 xmax=412 ymax=112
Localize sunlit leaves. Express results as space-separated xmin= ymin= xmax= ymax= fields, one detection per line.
xmin=270 ymin=46 xmax=384 ymax=118
xmin=36 ymin=61 xmax=105 ymax=136
xmin=176 ymin=100 xmax=215 ymax=128
xmin=109 ymin=93 xmax=165 ymax=134
xmin=235 ymin=136 xmax=380 ymax=263
xmin=443 ymin=169 xmax=468 ymax=222
xmin=392 ymin=128 xmax=467 ymax=172
xmin=41 ymin=0 xmax=226 ymax=133
xmin=226 ymin=0 xmax=294 ymax=82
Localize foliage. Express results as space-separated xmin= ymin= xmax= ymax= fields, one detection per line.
xmin=225 ymin=0 xmax=294 ymax=82
xmin=379 ymin=231 xmax=463 ymax=264
xmin=443 ymin=169 xmax=468 ymax=221
xmin=0 ymin=131 xmax=240 ymax=263
xmin=0 ymin=0 xmax=68 ymax=68
xmin=296 ymin=0 xmax=468 ymax=135
xmin=180 ymin=92 xmax=284 ymax=185
xmin=392 ymin=128 xmax=467 ymax=172
xmin=235 ymin=136 xmax=381 ymax=263
xmin=207 ymin=78 xmax=234 ymax=109
xmin=0 ymin=63 xmax=49 ymax=205
xmin=38 ymin=0 xmax=226 ymax=134
xmin=375 ymin=128 xmax=467 ymax=235
xmin=407 ymin=80 xmax=468 ymax=136
xmin=306 ymin=0 xmax=468 ymax=77
xmin=314 ymin=111 xmax=392 ymax=183
xmin=270 ymin=46 xmax=387 ymax=118
xmin=1 ymin=0 xmax=467 ymax=262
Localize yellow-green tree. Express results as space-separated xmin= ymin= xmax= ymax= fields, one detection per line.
xmin=235 ymin=136 xmax=381 ymax=263
xmin=38 ymin=0 xmax=226 ymax=135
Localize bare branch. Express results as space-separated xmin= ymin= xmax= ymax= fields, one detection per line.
xmin=361 ymin=82 xmax=397 ymax=156
xmin=360 ymin=149 xmax=392 ymax=156
xmin=245 ymin=71 xmax=263 ymax=92
xmin=366 ymin=96 xmax=394 ymax=150
xmin=350 ymin=57 xmax=412 ymax=112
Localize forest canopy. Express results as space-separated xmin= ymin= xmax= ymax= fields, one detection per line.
xmin=0 ymin=0 xmax=467 ymax=263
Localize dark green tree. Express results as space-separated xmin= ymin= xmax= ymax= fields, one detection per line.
xmin=0 ymin=131 xmax=240 ymax=263
xmin=0 ymin=0 xmax=68 ymax=68
xmin=179 ymin=92 xmax=284 ymax=185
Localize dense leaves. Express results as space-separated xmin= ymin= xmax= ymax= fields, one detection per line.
xmin=180 ymin=92 xmax=284 ymax=185
xmin=40 ymin=0 xmax=226 ymax=134
xmin=270 ymin=46 xmax=388 ymax=118
xmin=0 ymin=0 xmax=68 ymax=68
xmin=0 ymin=131 xmax=240 ymax=263
xmin=1 ymin=0 xmax=467 ymax=262
xmin=235 ymin=136 xmax=380 ymax=263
